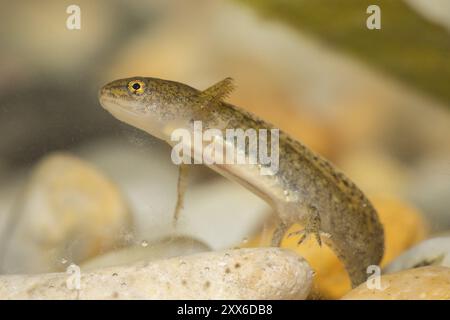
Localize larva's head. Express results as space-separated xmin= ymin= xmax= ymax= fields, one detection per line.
xmin=98 ymin=76 xmax=199 ymax=141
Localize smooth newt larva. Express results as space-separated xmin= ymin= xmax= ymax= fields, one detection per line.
xmin=98 ymin=76 xmax=384 ymax=287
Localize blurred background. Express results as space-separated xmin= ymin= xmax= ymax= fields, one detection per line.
xmin=0 ymin=0 xmax=449 ymax=296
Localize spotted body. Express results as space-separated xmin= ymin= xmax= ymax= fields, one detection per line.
xmin=99 ymin=76 xmax=384 ymax=287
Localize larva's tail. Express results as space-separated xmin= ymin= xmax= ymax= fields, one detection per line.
xmin=322 ymin=203 xmax=385 ymax=288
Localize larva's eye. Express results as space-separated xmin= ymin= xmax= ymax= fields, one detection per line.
xmin=128 ymin=80 xmax=145 ymax=95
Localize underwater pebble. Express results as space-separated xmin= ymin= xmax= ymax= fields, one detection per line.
xmin=0 ymin=248 xmax=313 ymax=300
xmin=384 ymin=237 xmax=450 ymax=273
xmin=406 ymin=159 xmax=450 ymax=232
xmin=81 ymin=236 xmax=211 ymax=271
xmin=1 ymin=153 xmax=132 ymax=274
xmin=342 ymin=266 xmax=450 ymax=300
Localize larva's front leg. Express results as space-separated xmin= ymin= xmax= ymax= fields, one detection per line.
xmin=172 ymin=163 xmax=190 ymax=226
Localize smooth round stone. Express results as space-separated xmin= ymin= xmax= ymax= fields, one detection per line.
xmin=1 ymin=153 xmax=132 ymax=274
xmin=342 ymin=266 xmax=450 ymax=300
xmin=384 ymin=237 xmax=450 ymax=273
xmin=0 ymin=248 xmax=314 ymax=300
xmin=81 ymin=236 xmax=211 ymax=271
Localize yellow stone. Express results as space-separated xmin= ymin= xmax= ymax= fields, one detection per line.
xmin=243 ymin=196 xmax=428 ymax=299
xmin=342 ymin=266 xmax=450 ymax=300
xmin=1 ymin=153 xmax=132 ymax=274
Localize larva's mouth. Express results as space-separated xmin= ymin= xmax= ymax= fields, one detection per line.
xmin=98 ymin=92 xmax=168 ymax=142
xmin=98 ymin=91 xmax=147 ymax=116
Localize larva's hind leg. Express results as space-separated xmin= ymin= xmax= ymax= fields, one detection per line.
xmin=288 ymin=205 xmax=329 ymax=246
xmin=172 ymin=164 xmax=189 ymax=226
